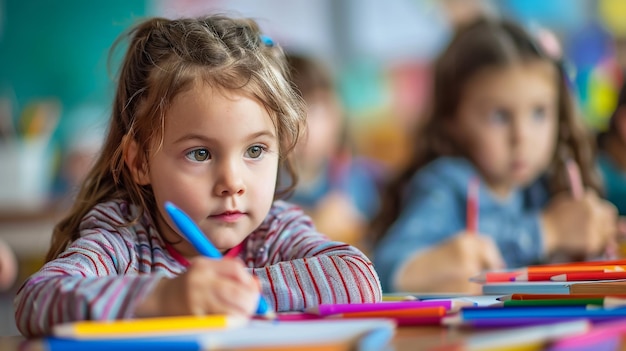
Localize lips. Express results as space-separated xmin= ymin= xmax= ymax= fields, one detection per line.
xmin=210 ymin=211 xmax=244 ymax=222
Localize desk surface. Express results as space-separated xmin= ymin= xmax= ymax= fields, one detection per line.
xmin=0 ymin=326 xmax=474 ymax=351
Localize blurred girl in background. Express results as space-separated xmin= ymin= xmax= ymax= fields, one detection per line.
xmin=286 ymin=54 xmax=383 ymax=249
xmin=371 ymin=17 xmax=618 ymax=294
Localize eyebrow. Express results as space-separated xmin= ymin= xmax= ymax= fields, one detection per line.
xmin=173 ymin=130 xmax=276 ymax=144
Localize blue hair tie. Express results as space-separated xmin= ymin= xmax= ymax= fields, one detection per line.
xmin=260 ymin=35 xmax=274 ymax=47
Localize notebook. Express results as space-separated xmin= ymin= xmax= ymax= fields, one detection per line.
xmin=32 ymin=318 xmax=396 ymax=351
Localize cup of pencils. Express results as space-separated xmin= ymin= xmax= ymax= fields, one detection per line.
xmin=0 ymin=99 xmax=60 ymax=210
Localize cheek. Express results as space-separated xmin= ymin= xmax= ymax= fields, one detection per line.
xmin=250 ymin=161 xmax=278 ymax=196
xmin=538 ymin=121 xmax=558 ymax=154
xmin=468 ymin=131 xmax=506 ymax=160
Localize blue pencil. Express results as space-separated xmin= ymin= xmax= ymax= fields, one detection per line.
xmin=164 ymin=201 xmax=275 ymax=319
xmin=459 ymin=305 xmax=626 ymax=320
xmin=30 ymin=337 xmax=203 ymax=351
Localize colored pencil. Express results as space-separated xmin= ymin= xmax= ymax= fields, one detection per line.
xmin=471 ymin=265 xmax=625 ymax=283
xmin=541 ymin=259 xmax=626 ymax=266
xmin=501 ymin=298 xmax=626 ymax=307
xmin=470 ymin=271 xmax=522 ymax=283
xmin=442 ymin=315 xmax=591 ymax=329
xmin=548 ymin=319 xmax=626 ymax=351
xmin=551 ymin=271 xmax=626 ymax=281
xmin=527 ymin=265 xmax=626 ymax=273
xmin=53 ymin=315 xmax=247 ymax=339
xmin=513 ymin=270 xmax=611 ymax=282
xmin=458 ymin=305 xmax=626 ymax=321
xmin=503 ymin=293 xmax=626 ymax=301
xmin=25 ymin=337 xmax=205 ymax=351
xmin=271 ymin=312 xmax=322 ymax=321
xmin=305 ymin=300 xmax=472 ymax=316
xmin=466 ymin=177 xmax=479 ymax=233
xmin=392 ymin=317 xmax=444 ymax=327
xmin=381 ymin=294 xmax=418 ymax=301
xmin=331 ymin=306 xmax=446 ymax=319
xmin=565 ymin=158 xmax=584 ymax=199
xmin=165 ymin=202 xmax=274 ymax=318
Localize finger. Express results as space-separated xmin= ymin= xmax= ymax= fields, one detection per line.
xmin=193 ymin=257 xmax=255 ymax=286
xmin=210 ymin=280 xmax=258 ymax=316
xmin=477 ymin=236 xmax=505 ymax=270
xmin=219 ymin=258 xmax=256 ymax=285
xmin=585 ymin=189 xmax=598 ymax=199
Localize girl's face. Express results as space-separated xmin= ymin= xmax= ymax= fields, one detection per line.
xmin=295 ymin=91 xmax=343 ymax=173
xmin=140 ymin=83 xmax=279 ymax=255
xmin=451 ymin=61 xmax=559 ymax=196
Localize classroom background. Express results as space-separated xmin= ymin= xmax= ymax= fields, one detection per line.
xmin=0 ymin=0 xmax=625 ymax=336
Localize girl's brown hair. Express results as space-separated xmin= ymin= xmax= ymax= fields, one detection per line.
xmin=46 ymin=15 xmax=306 ymax=262
xmin=371 ymin=17 xmax=601 ymax=243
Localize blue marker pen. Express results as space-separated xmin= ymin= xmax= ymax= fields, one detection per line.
xmin=164 ymin=201 xmax=275 ymax=318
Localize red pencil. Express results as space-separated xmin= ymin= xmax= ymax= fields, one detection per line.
xmin=565 ymin=158 xmax=583 ymax=199
xmin=566 ymin=158 xmax=617 ymax=259
xmin=551 ymin=271 xmax=626 ymax=282
xmin=466 ymin=177 xmax=479 ymax=234
xmin=469 ymin=271 xmax=522 ymax=283
xmin=514 ymin=270 xmax=608 ymax=282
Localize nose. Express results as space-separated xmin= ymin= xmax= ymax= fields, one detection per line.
xmin=510 ymin=115 xmax=529 ymax=148
xmin=213 ymin=159 xmax=246 ymax=196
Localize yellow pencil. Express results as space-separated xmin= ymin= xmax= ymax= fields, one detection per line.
xmin=382 ymin=294 xmax=418 ymax=302
xmin=53 ymin=315 xmax=248 ymax=339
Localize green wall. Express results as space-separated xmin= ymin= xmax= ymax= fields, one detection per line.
xmin=0 ymin=0 xmax=147 ymax=146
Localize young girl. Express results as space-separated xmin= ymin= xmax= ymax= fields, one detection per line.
xmin=371 ymin=17 xmax=618 ymax=294
xmin=14 ymin=15 xmax=381 ymax=337
xmin=285 ymin=53 xmax=382 ymax=248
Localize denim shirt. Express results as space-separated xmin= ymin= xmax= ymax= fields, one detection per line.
xmin=597 ymin=152 xmax=626 ymax=216
xmin=373 ymin=157 xmax=549 ymax=292
xmin=289 ymin=157 xmax=383 ymax=220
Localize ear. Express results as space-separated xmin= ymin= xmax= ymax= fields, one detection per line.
xmin=122 ymin=135 xmax=151 ymax=185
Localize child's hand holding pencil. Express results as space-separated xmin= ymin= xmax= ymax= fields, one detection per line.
xmin=394 ymin=233 xmax=504 ymax=294
xmin=134 ymin=202 xmax=273 ymax=319
xmin=134 ymin=255 xmax=263 ymax=318
xmin=541 ymin=159 xmax=618 ymax=260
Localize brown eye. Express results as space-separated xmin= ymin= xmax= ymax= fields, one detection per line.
xmin=185 ymin=149 xmax=210 ymax=162
xmin=246 ymin=145 xmax=264 ymax=159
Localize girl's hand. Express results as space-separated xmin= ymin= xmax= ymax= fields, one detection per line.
xmin=394 ymin=233 xmax=505 ymax=294
xmin=542 ymin=190 xmax=618 ymax=259
xmin=310 ymin=191 xmax=365 ymax=247
xmin=135 ymin=257 xmax=260 ymax=317
xmin=0 ymin=239 xmax=17 ymax=291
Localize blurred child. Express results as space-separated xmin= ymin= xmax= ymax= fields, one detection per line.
xmin=597 ymin=81 xmax=626 ymax=216
xmin=14 ymin=15 xmax=381 ymax=337
xmin=286 ymin=54 xmax=382 ymax=247
xmin=371 ymin=17 xmax=618 ymax=294
xmin=0 ymin=239 xmax=17 ymax=291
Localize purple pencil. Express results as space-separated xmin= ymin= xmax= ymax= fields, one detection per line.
xmin=443 ymin=315 xmax=625 ymax=329
xmin=305 ymin=300 xmax=473 ymax=316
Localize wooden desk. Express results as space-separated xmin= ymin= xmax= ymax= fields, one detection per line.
xmin=0 ymin=205 xmax=62 ymax=259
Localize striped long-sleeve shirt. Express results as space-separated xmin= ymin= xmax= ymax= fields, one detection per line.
xmin=14 ymin=199 xmax=382 ymax=337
